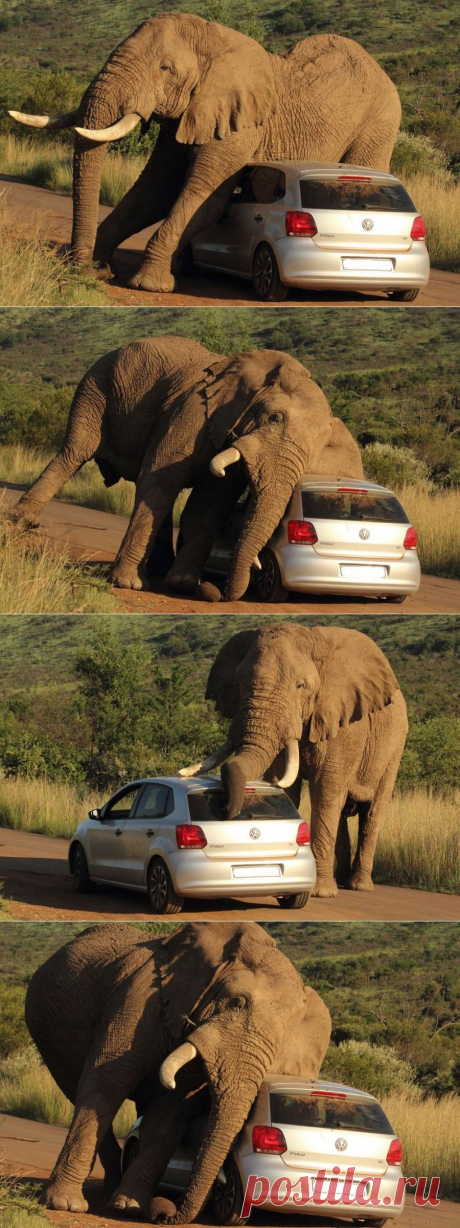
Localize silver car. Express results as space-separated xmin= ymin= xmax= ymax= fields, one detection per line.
xmin=191 ymin=161 xmax=429 ymax=302
xmin=206 ymin=476 xmax=421 ymax=603
xmin=122 ymin=1077 xmax=405 ymax=1223
xmin=68 ymin=776 xmax=316 ymax=913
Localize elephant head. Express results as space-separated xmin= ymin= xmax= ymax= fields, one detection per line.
xmin=9 ymin=15 xmax=276 ymax=264
xmin=200 ymin=350 xmax=333 ymax=601
xmin=181 ymin=625 xmax=399 ymax=817
xmin=156 ymin=922 xmax=330 ymax=1223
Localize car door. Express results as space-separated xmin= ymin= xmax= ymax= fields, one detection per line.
xmin=86 ymin=784 xmax=144 ymax=882
xmin=120 ymin=784 xmax=175 ymax=885
xmin=193 ymin=167 xmax=286 ymax=274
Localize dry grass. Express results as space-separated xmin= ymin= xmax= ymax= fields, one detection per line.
xmin=0 ymin=1047 xmax=133 ymax=1138
xmin=401 ymin=172 xmax=460 ymax=272
xmin=0 ymin=199 xmax=105 ymax=308
xmin=381 ymin=1090 xmax=460 ymax=1200
xmin=0 ymin=776 xmax=105 ymax=839
xmin=0 ymin=502 xmax=115 ymax=613
xmin=395 ymin=483 xmax=460 ymax=579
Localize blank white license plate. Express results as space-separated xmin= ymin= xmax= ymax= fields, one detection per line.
xmin=232 ymin=864 xmax=282 ymax=880
xmin=340 ymin=565 xmax=387 ymax=581
xmin=342 ymin=257 xmax=393 ymax=271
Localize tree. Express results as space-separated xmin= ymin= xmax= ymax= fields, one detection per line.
xmin=74 ymin=624 xmax=153 ymax=788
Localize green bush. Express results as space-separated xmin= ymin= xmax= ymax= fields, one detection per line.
xmin=398 ymin=716 xmax=460 ymax=791
xmin=391 ymin=132 xmax=451 ymax=180
xmin=323 ymin=1040 xmax=415 ymax=1098
xmin=362 ymin=442 xmax=431 ymax=489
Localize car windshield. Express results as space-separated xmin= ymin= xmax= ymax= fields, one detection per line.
xmin=299 ymin=179 xmax=416 ymax=213
xmin=301 ymin=491 xmax=409 ymax=524
xmin=270 ymin=1093 xmax=393 ymax=1135
xmin=188 ymin=790 xmax=300 ymax=822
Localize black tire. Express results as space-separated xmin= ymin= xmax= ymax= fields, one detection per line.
xmin=385 ymin=594 xmax=406 ymax=603
xmin=254 ymin=548 xmax=289 ymax=603
xmin=277 ymin=892 xmax=310 ymax=909
xmin=71 ymin=844 xmax=92 ymax=894
xmin=252 ymin=244 xmax=289 ymax=302
xmin=353 ymin=1220 xmax=388 ymax=1226
xmin=212 ymin=1160 xmax=247 ymax=1226
xmin=121 ymin=1136 xmax=139 ymax=1174
xmin=147 ymin=858 xmax=184 ymax=915
xmin=387 ymin=289 xmax=419 ymax=302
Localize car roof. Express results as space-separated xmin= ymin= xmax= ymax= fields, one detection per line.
xmin=111 ymin=777 xmax=285 ymax=794
xmin=261 ymin=1077 xmax=377 ymax=1102
xmin=247 ymin=161 xmax=402 ymax=183
xmin=297 ymin=475 xmax=396 ymax=495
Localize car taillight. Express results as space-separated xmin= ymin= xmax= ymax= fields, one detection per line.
xmin=296 ymin=821 xmax=311 ymax=846
xmin=176 ymin=824 xmax=207 ymax=849
xmin=386 ymin=1139 xmax=403 ymax=1165
xmin=338 ymin=175 xmax=372 ymax=181
xmin=253 ymin=1125 xmax=287 ymax=1154
xmin=285 ymin=211 xmax=317 ymax=237
xmin=311 ymin=1089 xmax=347 ymax=1098
xmin=288 ymin=520 xmax=318 ymax=544
xmin=403 ymin=526 xmax=417 ymax=549
xmin=410 ymin=216 xmax=426 ymax=240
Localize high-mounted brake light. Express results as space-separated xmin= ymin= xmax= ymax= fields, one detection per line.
xmin=386 ymin=1139 xmax=403 ymax=1165
xmin=176 ymin=824 xmax=207 ymax=849
xmin=285 ymin=211 xmax=317 ymax=237
xmin=296 ymin=822 xmax=311 ymax=846
xmin=288 ymin=520 xmax=318 ymax=544
xmin=410 ymin=216 xmax=426 ymax=241
xmin=338 ymin=175 xmax=372 ymax=181
xmin=311 ymin=1089 xmax=347 ymax=1098
xmin=403 ymin=526 xmax=417 ymax=549
xmin=337 ymin=488 xmax=368 ymax=494
xmin=253 ymin=1125 xmax=287 ymax=1154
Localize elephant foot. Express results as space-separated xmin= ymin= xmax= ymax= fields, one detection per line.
xmin=8 ymin=504 xmax=40 ymax=528
xmin=348 ymin=870 xmax=374 ymax=891
xmin=127 ymin=264 xmax=175 ymax=294
xmin=42 ymin=1183 xmax=88 ymax=1212
xmin=312 ymin=879 xmax=338 ymax=898
xmin=148 ymin=1196 xmax=179 ymax=1224
xmin=165 ymin=568 xmax=200 ymax=594
xmin=111 ymin=561 xmax=148 ymax=591
xmin=199 ymin=580 xmax=223 ymax=603
xmin=108 ymin=1191 xmax=142 ymax=1216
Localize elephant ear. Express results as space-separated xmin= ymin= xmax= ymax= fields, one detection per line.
xmin=201 ymin=351 xmax=309 ymax=452
xmin=206 ymin=629 xmax=260 ymax=717
xmin=271 ymin=985 xmax=332 ymax=1079
xmin=176 ymin=28 xmax=277 ymax=145
xmin=309 ymin=627 xmax=400 ymax=744
xmin=159 ymin=922 xmax=275 ymax=1039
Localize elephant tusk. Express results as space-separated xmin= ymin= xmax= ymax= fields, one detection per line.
xmin=159 ymin=1042 xmax=197 ymax=1090
xmin=74 ymin=113 xmax=141 ymax=142
xmin=277 ymin=740 xmax=300 ymax=788
xmin=210 ymin=446 xmax=241 ymax=479
xmin=8 ymin=109 xmax=79 ymax=130
xmin=252 ymin=555 xmax=262 ymax=570
xmin=178 ymin=740 xmax=233 ymax=778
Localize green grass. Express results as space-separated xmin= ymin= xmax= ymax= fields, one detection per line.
xmin=0 ymin=1181 xmax=49 ymax=1228
xmin=0 ymin=1046 xmax=137 ymax=1137
xmin=0 ymin=445 xmax=135 ymax=517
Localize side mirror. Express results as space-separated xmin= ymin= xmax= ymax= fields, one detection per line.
xmin=88 ymin=807 xmax=101 ymax=821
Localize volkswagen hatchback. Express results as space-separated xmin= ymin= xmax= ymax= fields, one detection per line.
xmin=206 ymin=476 xmax=421 ymax=603
xmin=68 ymin=777 xmax=316 ymax=913
xmin=191 ymin=162 xmax=429 ymax=301
xmin=122 ymin=1077 xmax=405 ymax=1223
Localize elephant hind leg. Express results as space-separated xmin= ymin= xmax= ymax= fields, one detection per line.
xmin=98 ymin=1124 xmax=122 ymax=1194
xmin=145 ymin=511 xmax=175 ymax=579
xmin=166 ymin=468 xmax=247 ymax=594
xmin=343 ymin=120 xmax=399 ymax=174
xmin=14 ymin=384 xmax=104 ymax=524
xmin=348 ymin=753 xmax=401 ymax=891
xmin=335 ymin=811 xmax=353 ymax=886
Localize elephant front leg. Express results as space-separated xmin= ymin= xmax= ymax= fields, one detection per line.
xmin=110 ymin=1086 xmax=208 ymax=1217
xmin=112 ymin=461 xmax=191 ymax=590
xmin=348 ymin=754 xmax=401 ymax=891
xmin=166 ymin=467 xmax=247 ymax=594
xmin=93 ymin=128 xmax=189 ymax=270
xmin=128 ymin=128 xmax=260 ymax=293
xmin=44 ymin=1096 xmax=122 ymax=1211
xmin=309 ymin=783 xmax=348 ymax=898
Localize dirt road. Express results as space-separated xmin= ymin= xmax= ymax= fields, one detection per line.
xmin=1 ymin=827 xmax=458 ymax=921
xmin=0 ymin=1114 xmax=455 ymax=1228
xmin=3 ymin=485 xmax=459 ymax=614
xmin=2 ymin=175 xmax=459 ymax=307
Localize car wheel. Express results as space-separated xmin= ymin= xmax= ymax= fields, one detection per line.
xmin=71 ymin=844 xmax=92 ymax=894
xmin=252 ymin=244 xmax=289 ymax=302
xmin=147 ymin=859 xmax=184 ymax=915
xmin=385 ymin=594 xmax=406 ymax=603
xmin=121 ymin=1136 xmax=139 ymax=1174
xmin=353 ymin=1220 xmax=388 ymax=1226
xmin=387 ymin=289 xmax=420 ymax=301
xmin=212 ymin=1160 xmax=247 ymax=1226
xmin=277 ymin=892 xmax=310 ymax=909
xmin=254 ymin=548 xmax=289 ymax=603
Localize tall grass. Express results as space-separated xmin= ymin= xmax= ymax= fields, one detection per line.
xmin=395 ymin=482 xmax=460 ymax=579
xmin=401 ymin=173 xmax=460 ymax=272
xmin=0 ymin=1047 xmax=133 ymax=1138
xmin=0 ymin=776 xmax=105 ymax=839
xmin=0 ymin=504 xmax=116 ymax=613
xmin=0 ymin=202 xmax=106 ymax=308
xmin=382 ymin=1090 xmax=460 ymax=1200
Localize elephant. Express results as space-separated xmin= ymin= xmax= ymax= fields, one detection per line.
xmin=180 ymin=624 xmax=408 ymax=896
xmin=25 ymin=921 xmax=331 ymax=1221
xmin=11 ymin=335 xmax=360 ymax=598
xmin=9 ymin=14 xmax=401 ymax=293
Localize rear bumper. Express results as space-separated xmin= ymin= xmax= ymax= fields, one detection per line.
xmin=166 ymin=848 xmax=316 ymax=898
xmin=236 ymin=1155 xmax=406 ymax=1219
xmin=274 ymin=237 xmax=430 ymax=290
xmin=275 ymin=545 xmax=421 ymax=596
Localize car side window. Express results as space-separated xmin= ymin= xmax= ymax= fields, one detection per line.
xmin=133 ymin=784 xmax=174 ymax=820
xmin=104 ymin=786 xmax=142 ymax=820
xmin=230 ymin=167 xmax=286 ymax=205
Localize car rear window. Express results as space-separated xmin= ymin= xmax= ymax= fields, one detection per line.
xmin=270 ymin=1093 xmax=393 ymax=1135
xmin=301 ymin=491 xmax=409 ymax=524
xmin=188 ymin=790 xmax=300 ymax=823
xmin=299 ymin=179 xmax=416 ymax=213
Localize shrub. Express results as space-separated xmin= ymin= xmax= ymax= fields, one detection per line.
xmin=323 ymin=1040 xmax=415 ymax=1098
xmin=391 ymin=132 xmax=451 ymax=179
xmin=362 ymin=443 xmax=431 ymax=488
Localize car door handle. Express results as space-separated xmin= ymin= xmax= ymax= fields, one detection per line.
xmin=146 ymin=829 xmax=155 ymax=837
xmin=254 ymin=213 xmax=263 ymax=221
xmin=115 ymin=828 xmax=123 ymax=837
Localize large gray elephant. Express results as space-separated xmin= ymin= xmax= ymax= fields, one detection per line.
xmin=26 ymin=921 xmax=331 ymax=1221
xmin=180 ymin=625 xmax=408 ymax=896
xmin=12 ymin=336 xmax=360 ymax=598
xmin=9 ymin=14 xmax=401 ymax=293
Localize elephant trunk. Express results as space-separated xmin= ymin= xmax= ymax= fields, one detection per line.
xmin=71 ymin=135 xmax=108 ymax=264
xmin=223 ymin=458 xmax=304 ymax=602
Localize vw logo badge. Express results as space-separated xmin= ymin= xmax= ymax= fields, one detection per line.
xmin=362 ymin=218 xmax=374 ymax=231
xmin=335 ymin=1138 xmax=348 ymax=1152
xmin=249 ymin=827 xmax=260 ymax=840
xmin=359 ymin=527 xmax=370 ymax=539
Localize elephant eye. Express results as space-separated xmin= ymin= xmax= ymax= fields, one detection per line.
xmin=268 ymin=412 xmax=283 ymax=425
xmin=228 ymin=995 xmax=247 ymax=1012
xmin=160 ymin=61 xmax=173 ymax=73
xmin=296 ymin=680 xmax=307 ymax=689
